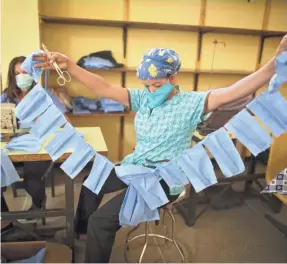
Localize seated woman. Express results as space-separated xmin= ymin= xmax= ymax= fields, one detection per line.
xmin=35 ymin=35 xmax=287 ymax=263
xmin=1 ymin=56 xmax=68 ymax=228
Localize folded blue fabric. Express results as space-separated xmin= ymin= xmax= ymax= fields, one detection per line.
xmin=83 ymin=57 xmax=115 ymax=69
xmin=268 ymin=74 xmax=287 ymax=93
xmin=202 ymin=128 xmax=245 ymax=177
xmin=102 ymin=105 xmax=125 ymax=113
xmin=1 ymin=150 xmax=20 ymax=187
xmin=268 ymin=52 xmax=287 ymax=93
xmin=72 ymin=97 xmax=99 ymax=113
xmin=83 ymin=153 xmax=114 ymax=194
xmin=247 ymin=91 xmax=287 ymax=137
xmin=45 ymin=89 xmax=67 ymax=114
xmin=21 ymin=50 xmax=44 ymax=82
xmin=115 ymin=165 xmax=168 ymax=226
xmin=60 ymin=141 xmax=96 ymax=179
xmin=5 ymin=134 xmax=43 ymax=153
xmin=18 ymin=120 xmax=35 ymax=129
xmin=276 ymin=52 xmax=287 ymax=76
xmin=45 ymin=122 xmax=83 ymax=161
xmin=11 ymin=248 xmax=46 ymax=263
xmin=119 ymin=185 xmax=160 ymax=226
xmin=30 ymin=104 xmax=67 ymax=141
xmin=175 ymin=144 xmax=217 ymax=193
xmin=15 ymin=84 xmax=53 ymax=123
xmin=83 ymin=98 xmax=98 ymax=111
xmin=155 ymin=161 xmax=189 ymax=188
xmin=225 ymin=109 xmax=273 ymax=156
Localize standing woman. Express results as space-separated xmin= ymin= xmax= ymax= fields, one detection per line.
xmin=35 ymin=35 xmax=287 ymax=263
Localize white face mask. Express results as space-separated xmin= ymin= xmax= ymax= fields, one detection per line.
xmin=16 ymin=74 xmax=33 ymax=91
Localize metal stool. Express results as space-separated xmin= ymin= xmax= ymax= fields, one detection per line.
xmin=124 ymin=189 xmax=187 ymax=263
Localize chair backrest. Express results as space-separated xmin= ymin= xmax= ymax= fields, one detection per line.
xmin=197 ymin=95 xmax=253 ymax=136
xmin=266 ymin=132 xmax=287 ymax=205
xmin=1 ymin=103 xmax=17 ymax=135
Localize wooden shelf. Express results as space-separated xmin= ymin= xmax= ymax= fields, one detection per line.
xmin=84 ymin=67 xmax=251 ymax=75
xmin=48 ymin=66 xmax=251 ymax=75
xmin=40 ymin=15 xmax=286 ymax=37
xmin=196 ymin=69 xmax=253 ymax=75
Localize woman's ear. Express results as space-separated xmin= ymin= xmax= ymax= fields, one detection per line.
xmin=169 ymin=75 xmax=176 ymax=85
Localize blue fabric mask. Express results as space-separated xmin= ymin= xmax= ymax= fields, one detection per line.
xmin=30 ymin=104 xmax=67 ymax=141
xmin=202 ymin=128 xmax=245 ymax=177
xmin=15 ymin=84 xmax=53 ymax=123
xmin=83 ymin=153 xmax=114 ymax=195
xmin=247 ymin=91 xmax=287 ymax=137
xmin=224 ymin=109 xmax=273 ymax=156
xmin=19 ymin=120 xmax=35 ymax=129
xmin=115 ymin=165 xmax=168 ymax=226
xmin=175 ymin=144 xmax=217 ymax=193
xmin=21 ymin=50 xmax=44 ymax=82
xmin=146 ymin=82 xmax=174 ymax=109
xmin=45 ymin=122 xmax=83 ymax=161
xmin=155 ymin=161 xmax=189 ymax=188
xmin=45 ymin=89 xmax=67 ymax=114
xmin=60 ymin=141 xmax=96 ymax=179
xmin=5 ymin=134 xmax=43 ymax=153
xmin=268 ymin=52 xmax=287 ymax=93
xmin=1 ymin=150 xmax=20 ymax=187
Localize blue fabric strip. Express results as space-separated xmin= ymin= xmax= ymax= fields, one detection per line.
xmin=60 ymin=141 xmax=96 ymax=179
xmin=115 ymin=165 xmax=166 ymax=226
xmin=202 ymin=128 xmax=245 ymax=177
xmin=225 ymin=109 xmax=273 ymax=156
xmin=83 ymin=153 xmax=114 ymax=194
xmin=247 ymin=91 xmax=287 ymax=137
xmin=15 ymin=84 xmax=53 ymax=123
xmin=5 ymin=134 xmax=43 ymax=153
xmin=21 ymin=50 xmax=44 ymax=82
xmin=1 ymin=150 xmax=20 ymax=187
xmin=175 ymin=144 xmax=217 ymax=193
xmin=45 ymin=123 xmax=83 ymax=161
xmin=155 ymin=161 xmax=189 ymax=188
xmin=30 ymin=104 xmax=67 ymax=141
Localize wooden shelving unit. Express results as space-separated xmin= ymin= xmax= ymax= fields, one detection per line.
xmin=40 ymin=15 xmax=286 ymax=37
xmin=86 ymin=67 xmax=253 ymax=75
xmin=39 ymin=0 xmax=287 ymax=162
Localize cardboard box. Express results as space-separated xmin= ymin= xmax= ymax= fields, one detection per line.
xmin=1 ymin=241 xmax=72 ymax=263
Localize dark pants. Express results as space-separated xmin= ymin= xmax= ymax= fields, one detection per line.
xmin=1 ymin=161 xmax=48 ymax=213
xmin=75 ymin=169 xmax=179 ymax=263
xmin=23 ymin=161 xmax=48 ymax=207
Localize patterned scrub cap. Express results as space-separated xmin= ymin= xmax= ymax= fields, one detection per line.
xmin=136 ymin=48 xmax=181 ymax=80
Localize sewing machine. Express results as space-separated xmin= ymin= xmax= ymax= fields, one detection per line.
xmin=1 ymin=103 xmax=28 ymax=140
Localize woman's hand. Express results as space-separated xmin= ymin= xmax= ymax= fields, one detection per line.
xmin=34 ymin=52 xmax=71 ymax=71
xmin=276 ymin=35 xmax=287 ymax=56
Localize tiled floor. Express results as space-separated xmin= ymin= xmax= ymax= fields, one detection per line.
xmin=3 ymin=166 xmax=287 ymax=263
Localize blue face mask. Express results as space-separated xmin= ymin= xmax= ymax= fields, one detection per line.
xmin=146 ymin=82 xmax=175 ymax=109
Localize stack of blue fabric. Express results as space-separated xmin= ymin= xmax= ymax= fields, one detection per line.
xmin=72 ymin=97 xmax=99 ymax=114
xmin=72 ymin=97 xmax=125 ymax=114
xmin=100 ymin=99 xmax=125 ymax=113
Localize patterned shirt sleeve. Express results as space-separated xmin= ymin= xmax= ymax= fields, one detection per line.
xmin=127 ymin=88 xmax=146 ymax=112
xmin=189 ymin=91 xmax=210 ymax=126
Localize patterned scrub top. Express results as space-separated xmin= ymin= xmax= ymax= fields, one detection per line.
xmin=121 ymin=87 xmax=209 ymax=195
